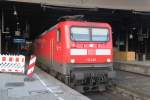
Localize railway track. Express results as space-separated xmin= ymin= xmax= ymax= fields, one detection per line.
xmin=113 ymin=61 xmax=150 ymax=100
xmin=86 ymin=70 xmax=150 ymax=100
xmin=115 ymin=70 xmax=150 ymax=100
xmin=85 ymin=91 xmax=129 ymax=100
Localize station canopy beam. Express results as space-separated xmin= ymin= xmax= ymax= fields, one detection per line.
xmin=6 ymin=0 xmax=150 ymax=12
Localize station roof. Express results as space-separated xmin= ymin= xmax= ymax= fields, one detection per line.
xmin=7 ymin=0 xmax=150 ymax=12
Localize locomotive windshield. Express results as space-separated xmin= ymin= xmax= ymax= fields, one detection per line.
xmin=70 ymin=27 xmax=90 ymax=41
xmin=71 ymin=27 xmax=109 ymax=42
xmin=91 ymin=28 xmax=109 ymax=41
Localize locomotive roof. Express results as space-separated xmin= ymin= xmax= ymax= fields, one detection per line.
xmin=39 ymin=20 xmax=111 ymax=37
xmin=57 ymin=15 xmax=85 ymax=22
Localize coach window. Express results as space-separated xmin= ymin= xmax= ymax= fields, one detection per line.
xmin=57 ymin=29 xmax=61 ymax=42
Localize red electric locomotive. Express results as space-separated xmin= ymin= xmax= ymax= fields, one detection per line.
xmin=34 ymin=17 xmax=115 ymax=92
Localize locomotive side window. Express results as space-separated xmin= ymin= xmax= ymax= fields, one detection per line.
xmin=71 ymin=27 xmax=90 ymax=41
xmin=57 ymin=29 xmax=61 ymax=42
xmin=92 ymin=28 xmax=109 ymax=42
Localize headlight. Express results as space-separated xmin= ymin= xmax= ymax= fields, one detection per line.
xmin=70 ymin=59 xmax=75 ymax=63
xmin=107 ymin=58 xmax=111 ymax=62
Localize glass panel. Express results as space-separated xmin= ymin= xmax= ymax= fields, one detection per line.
xmin=92 ymin=28 xmax=109 ymax=41
xmin=57 ymin=29 xmax=61 ymax=42
xmin=70 ymin=27 xmax=109 ymax=42
xmin=71 ymin=27 xmax=90 ymax=41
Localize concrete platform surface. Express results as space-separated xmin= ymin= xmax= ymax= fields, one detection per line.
xmin=0 ymin=67 xmax=90 ymax=100
xmin=114 ymin=61 xmax=150 ymax=76
xmin=115 ymin=61 xmax=150 ymax=67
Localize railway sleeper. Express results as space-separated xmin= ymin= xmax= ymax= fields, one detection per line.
xmin=73 ymin=84 xmax=107 ymax=93
xmin=116 ymin=86 xmax=148 ymax=100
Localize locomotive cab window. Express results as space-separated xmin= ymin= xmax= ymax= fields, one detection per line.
xmin=57 ymin=29 xmax=61 ymax=42
xmin=71 ymin=27 xmax=90 ymax=41
xmin=70 ymin=27 xmax=109 ymax=42
xmin=92 ymin=28 xmax=109 ymax=42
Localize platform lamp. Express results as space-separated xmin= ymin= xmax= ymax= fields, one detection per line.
xmin=129 ymin=27 xmax=136 ymax=39
xmin=129 ymin=33 xmax=133 ymax=39
xmin=13 ymin=6 xmax=18 ymax=16
xmin=13 ymin=6 xmax=22 ymax=54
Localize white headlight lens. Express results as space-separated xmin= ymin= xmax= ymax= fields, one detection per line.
xmin=70 ymin=59 xmax=75 ymax=63
xmin=107 ymin=58 xmax=111 ymax=62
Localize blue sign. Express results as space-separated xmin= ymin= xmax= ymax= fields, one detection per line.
xmin=13 ymin=38 xmax=25 ymax=43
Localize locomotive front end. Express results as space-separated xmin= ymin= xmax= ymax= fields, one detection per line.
xmin=65 ymin=22 xmax=115 ymax=92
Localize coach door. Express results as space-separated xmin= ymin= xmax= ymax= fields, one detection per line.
xmin=56 ymin=29 xmax=62 ymax=62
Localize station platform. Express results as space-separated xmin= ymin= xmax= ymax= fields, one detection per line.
xmin=114 ymin=61 xmax=150 ymax=76
xmin=116 ymin=70 xmax=150 ymax=100
xmin=0 ymin=67 xmax=90 ymax=100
